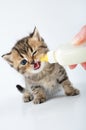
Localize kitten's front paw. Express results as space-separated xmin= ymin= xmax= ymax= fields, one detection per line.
xmin=33 ymin=97 xmax=46 ymax=104
xmin=66 ymin=88 xmax=80 ymax=96
xmin=23 ymin=93 xmax=33 ymax=103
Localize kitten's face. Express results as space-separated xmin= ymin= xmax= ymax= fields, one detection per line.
xmin=2 ymin=27 xmax=48 ymax=76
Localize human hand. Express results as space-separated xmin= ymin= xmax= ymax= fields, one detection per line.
xmin=69 ymin=25 xmax=86 ymax=69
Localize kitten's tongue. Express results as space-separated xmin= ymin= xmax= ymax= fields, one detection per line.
xmin=34 ymin=62 xmax=41 ymax=70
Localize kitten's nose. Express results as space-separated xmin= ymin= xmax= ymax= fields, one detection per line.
xmin=31 ymin=60 xmax=35 ymax=64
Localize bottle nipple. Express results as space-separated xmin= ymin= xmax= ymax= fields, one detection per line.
xmin=40 ymin=54 xmax=48 ymax=62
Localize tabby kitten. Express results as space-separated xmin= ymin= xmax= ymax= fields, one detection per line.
xmin=2 ymin=27 xmax=79 ymax=104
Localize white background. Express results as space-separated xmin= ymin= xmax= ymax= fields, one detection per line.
xmin=0 ymin=0 xmax=86 ymax=130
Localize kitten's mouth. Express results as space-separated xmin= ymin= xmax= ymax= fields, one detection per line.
xmin=33 ymin=61 xmax=41 ymax=70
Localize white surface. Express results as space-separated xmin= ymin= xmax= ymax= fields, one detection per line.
xmin=0 ymin=0 xmax=86 ymax=130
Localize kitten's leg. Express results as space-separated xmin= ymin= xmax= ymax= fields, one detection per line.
xmin=16 ymin=85 xmax=33 ymax=102
xmin=31 ymin=86 xmax=46 ymax=104
xmin=57 ymin=65 xmax=80 ymax=96
xmin=59 ymin=79 xmax=80 ymax=96
xmin=23 ymin=91 xmax=33 ymax=102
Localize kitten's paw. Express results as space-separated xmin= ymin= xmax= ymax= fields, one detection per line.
xmin=33 ymin=97 xmax=46 ymax=104
xmin=66 ymin=88 xmax=80 ymax=96
xmin=23 ymin=93 xmax=33 ymax=103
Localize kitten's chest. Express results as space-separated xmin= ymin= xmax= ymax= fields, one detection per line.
xmin=26 ymin=77 xmax=43 ymax=86
xmin=25 ymin=76 xmax=61 ymax=98
xmin=25 ymin=75 xmax=57 ymax=89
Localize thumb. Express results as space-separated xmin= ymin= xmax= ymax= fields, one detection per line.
xmin=72 ymin=25 xmax=86 ymax=45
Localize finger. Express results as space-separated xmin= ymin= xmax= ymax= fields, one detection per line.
xmin=81 ymin=62 xmax=86 ymax=70
xmin=69 ymin=64 xmax=77 ymax=69
xmin=72 ymin=25 xmax=86 ymax=45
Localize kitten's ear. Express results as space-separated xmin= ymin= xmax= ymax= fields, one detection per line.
xmin=2 ymin=52 xmax=13 ymax=67
xmin=31 ymin=27 xmax=41 ymax=41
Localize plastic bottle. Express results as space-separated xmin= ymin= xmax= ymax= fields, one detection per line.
xmin=40 ymin=43 xmax=86 ymax=65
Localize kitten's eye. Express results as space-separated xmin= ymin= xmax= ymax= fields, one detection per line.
xmin=20 ymin=59 xmax=27 ymax=65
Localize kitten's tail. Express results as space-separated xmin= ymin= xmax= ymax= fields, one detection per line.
xmin=16 ymin=85 xmax=25 ymax=93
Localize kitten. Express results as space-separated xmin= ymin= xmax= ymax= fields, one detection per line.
xmin=2 ymin=27 xmax=80 ymax=104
